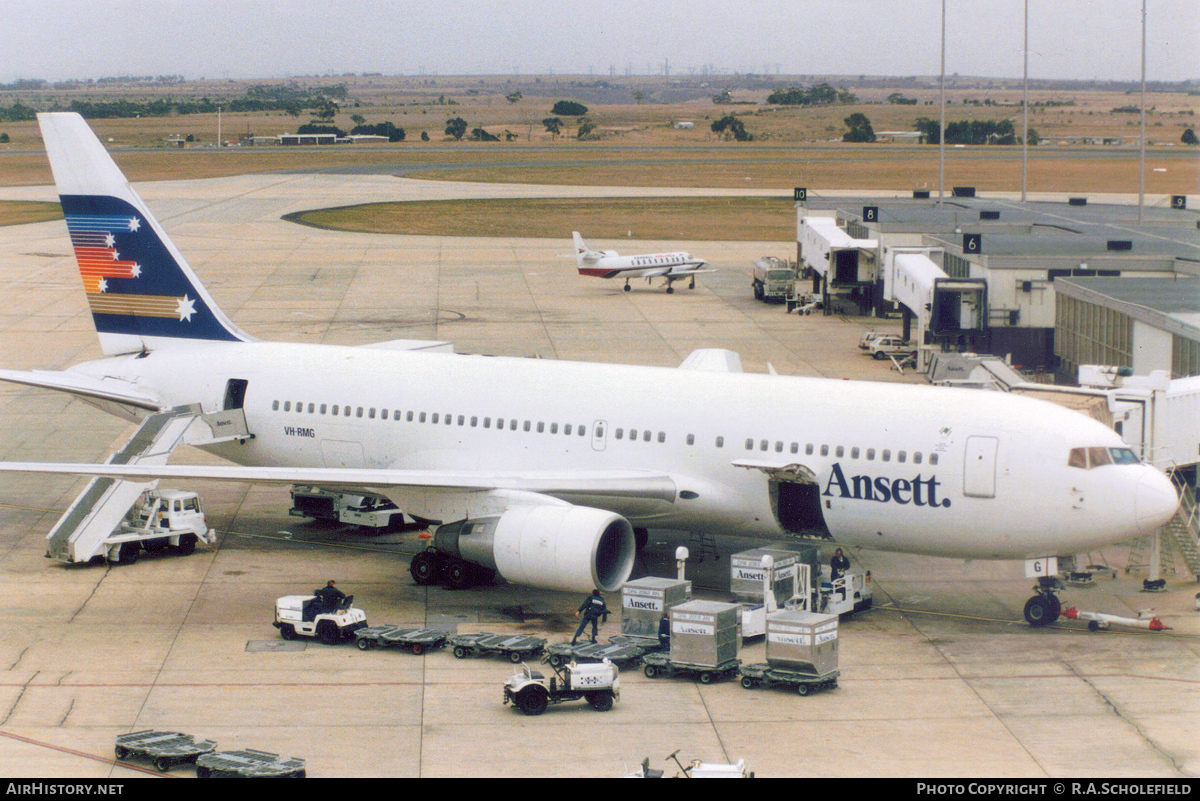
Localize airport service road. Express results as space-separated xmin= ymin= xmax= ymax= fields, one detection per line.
xmin=0 ymin=174 xmax=1197 ymax=778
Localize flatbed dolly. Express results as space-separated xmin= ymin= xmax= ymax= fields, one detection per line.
xmin=114 ymin=730 xmax=216 ymax=772
xmin=546 ymin=640 xmax=648 ymax=670
xmin=354 ymin=625 xmax=448 ymax=655
xmin=739 ymin=663 xmax=839 ymax=696
xmin=196 ymin=749 xmax=306 ymax=778
xmin=640 ymin=652 xmax=741 ymax=684
xmin=449 ymin=633 xmax=546 ymax=663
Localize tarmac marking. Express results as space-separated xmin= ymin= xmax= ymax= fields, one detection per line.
xmin=0 ymin=729 xmax=172 ymax=777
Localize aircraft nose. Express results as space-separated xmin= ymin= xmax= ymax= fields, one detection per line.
xmin=1135 ymin=469 xmax=1180 ymax=535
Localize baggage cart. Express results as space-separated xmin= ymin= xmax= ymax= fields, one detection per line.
xmin=449 ymin=633 xmax=546 ymax=663
xmin=195 ymin=749 xmax=306 ymax=779
xmin=739 ymin=663 xmax=839 ymax=696
xmin=640 ymin=651 xmax=741 ymax=684
xmin=114 ymin=730 xmax=216 ymax=772
xmin=546 ymin=639 xmax=648 ymax=670
xmin=353 ymin=625 xmax=447 ymax=655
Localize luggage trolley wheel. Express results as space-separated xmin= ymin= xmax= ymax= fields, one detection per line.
xmin=411 ymin=643 xmax=426 ymax=655
xmin=740 ymin=676 xmax=756 ymax=690
xmin=698 ymin=671 xmax=713 ymax=685
xmin=153 ymin=757 xmax=173 ymax=773
xmin=114 ymin=745 xmax=130 ymax=761
xmin=797 ymin=682 xmax=811 ymax=697
xmin=453 ymin=645 xmax=470 ymax=659
xmin=643 ymin=663 xmax=659 ymax=679
xmin=356 ymin=637 xmax=373 ymax=651
xmin=508 ymin=650 xmax=524 ymax=664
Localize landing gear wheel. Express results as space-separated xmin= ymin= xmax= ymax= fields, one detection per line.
xmin=797 ymin=683 xmax=811 ymax=697
xmin=623 ymin=283 xmax=631 ymax=292
xmin=1023 ymin=595 xmax=1058 ymax=627
xmin=666 ymin=286 xmax=675 ymax=294
xmin=447 ymin=561 xmax=472 ymax=590
xmin=516 ymin=686 xmax=549 ymax=716
xmin=689 ymin=280 xmax=695 ymax=290
xmin=1046 ymin=594 xmax=1062 ymax=621
xmin=280 ymin=624 xmax=298 ymax=641
xmin=410 ymin=551 xmax=438 ymax=586
xmin=588 ymin=691 xmax=614 ymax=712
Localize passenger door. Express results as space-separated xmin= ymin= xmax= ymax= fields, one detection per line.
xmin=963 ymin=436 xmax=999 ymax=498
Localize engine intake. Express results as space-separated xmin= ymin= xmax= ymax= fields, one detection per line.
xmin=434 ymin=505 xmax=636 ymax=593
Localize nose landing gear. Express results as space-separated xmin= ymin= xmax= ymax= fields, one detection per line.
xmin=1023 ymin=577 xmax=1064 ymax=627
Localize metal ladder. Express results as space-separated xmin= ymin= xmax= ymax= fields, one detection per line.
xmin=1126 ymin=473 xmax=1200 ymax=582
xmin=45 ymin=404 xmax=252 ymax=563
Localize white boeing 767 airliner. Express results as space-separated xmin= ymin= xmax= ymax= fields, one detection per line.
xmin=0 ymin=114 xmax=1180 ymax=627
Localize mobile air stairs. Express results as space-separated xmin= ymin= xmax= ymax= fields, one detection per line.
xmin=1127 ymin=471 xmax=1200 ymax=584
xmin=45 ymin=405 xmax=251 ymax=565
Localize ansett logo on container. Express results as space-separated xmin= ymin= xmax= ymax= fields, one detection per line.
xmin=823 ymin=463 xmax=951 ymax=507
xmin=769 ymin=633 xmax=811 ymax=646
xmin=673 ymin=623 xmax=714 ymax=636
xmin=624 ymin=597 xmax=662 ymax=611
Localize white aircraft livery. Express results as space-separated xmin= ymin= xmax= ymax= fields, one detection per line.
xmin=0 ymin=114 xmax=1181 ymax=628
xmin=572 ymin=231 xmax=714 ymax=293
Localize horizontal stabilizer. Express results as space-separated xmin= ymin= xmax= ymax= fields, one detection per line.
xmin=0 ymin=368 xmax=160 ymax=412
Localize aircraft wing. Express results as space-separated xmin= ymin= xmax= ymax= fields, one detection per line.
xmin=679 ymin=348 xmax=744 ymax=373
xmin=0 ymin=461 xmax=678 ymax=504
xmin=0 ymin=368 xmax=160 ymax=413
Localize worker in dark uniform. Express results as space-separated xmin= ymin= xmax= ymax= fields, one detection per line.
xmin=313 ymin=580 xmax=347 ymax=614
xmin=572 ymin=589 xmax=609 ymax=644
xmin=830 ymin=549 xmax=851 ymax=581
xmin=657 ymin=613 xmax=671 ymax=650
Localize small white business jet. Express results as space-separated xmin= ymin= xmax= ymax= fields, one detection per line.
xmin=0 ymin=114 xmax=1180 ymax=629
xmin=571 ymin=232 xmax=714 ymax=293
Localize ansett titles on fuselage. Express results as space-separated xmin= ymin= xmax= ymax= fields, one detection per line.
xmin=822 ymin=463 xmax=952 ymax=508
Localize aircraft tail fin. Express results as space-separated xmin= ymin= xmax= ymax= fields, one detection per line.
xmin=572 ymin=231 xmax=600 ymax=270
xmin=38 ymin=112 xmax=253 ymax=356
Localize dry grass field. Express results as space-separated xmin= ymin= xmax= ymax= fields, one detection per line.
xmin=0 ymin=200 xmax=61 ymax=226
xmin=288 ymin=197 xmax=796 ymax=241
xmin=0 ymin=74 xmax=1195 ymax=194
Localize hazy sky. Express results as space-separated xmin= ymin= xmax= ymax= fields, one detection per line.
xmin=5 ymin=1 xmax=1198 ymax=83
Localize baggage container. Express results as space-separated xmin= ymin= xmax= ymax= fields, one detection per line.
xmin=765 ymin=610 xmax=839 ymax=676
xmin=621 ymin=576 xmax=691 ymax=637
xmin=669 ymin=600 xmax=739 ymax=668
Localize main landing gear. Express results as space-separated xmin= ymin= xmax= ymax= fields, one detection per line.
xmin=409 ymin=547 xmax=495 ymax=590
xmin=1023 ymin=577 xmax=1064 ymax=627
xmin=624 ymin=280 xmax=631 ymax=292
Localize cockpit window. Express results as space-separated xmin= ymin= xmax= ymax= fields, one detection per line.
xmin=1109 ymin=448 xmax=1140 ymax=465
xmin=1070 ymin=446 xmax=1141 ymax=469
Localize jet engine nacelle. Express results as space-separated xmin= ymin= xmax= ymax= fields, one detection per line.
xmin=433 ymin=505 xmax=636 ymax=593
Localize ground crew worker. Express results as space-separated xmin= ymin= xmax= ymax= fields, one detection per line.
xmin=830 ymin=548 xmax=850 ymax=581
xmin=313 ymin=580 xmax=347 ymax=614
xmin=658 ymin=613 xmax=670 ymax=650
xmin=572 ymin=589 xmax=609 ymax=644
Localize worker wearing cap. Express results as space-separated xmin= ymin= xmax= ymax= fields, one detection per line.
xmin=572 ymin=589 xmax=609 ymax=644
xmin=313 ymin=580 xmax=347 ymax=614
xmin=830 ymin=549 xmax=850 ymax=581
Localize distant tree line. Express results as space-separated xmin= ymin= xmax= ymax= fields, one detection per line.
xmin=5 ymin=84 xmax=349 ymax=121
xmin=913 ymin=117 xmax=1038 ymax=145
xmin=350 ymin=121 xmax=405 ymax=141
xmin=766 ymin=83 xmax=857 ymax=106
xmin=711 ymin=114 xmax=752 ymax=141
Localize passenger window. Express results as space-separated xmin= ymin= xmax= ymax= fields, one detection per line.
xmin=806 ymin=444 xmax=814 ymax=456
xmin=357 ymin=407 xmax=364 ymax=418
xmin=913 ymin=452 xmax=922 ymax=464
xmin=344 ymin=406 xmax=352 ymax=417
xmin=273 ymin=400 xmax=279 ymax=411
xmin=497 ymin=418 xmax=504 ymax=429
xmin=578 ymin=424 xmax=586 ymax=437
xmin=472 ymin=417 xmax=479 ymax=427
xmin=284 ymin=401 xmax=291 ymax=412
xmin=537 ymin=422 xmax=544 ymax=433
xmin=687 ymin=434 xmax=695 ymax=446
xmin=458 ymin=415 xmax=465 ymax=426
xmin=407 ymin=411 xmax=414 ymax=422
xmin=898 ymin=451 xmax=907 ymax=463
xmin=332 ymin=404 xmax=340 ymax=415
xmin=882 ymin=449 xmax=891 ymax=462
xmin=851 ymin=447 xmax=860 ymax=459
xmin=445 ymin=414 xmax=452 ymax=426
xmin=512 ymin=420 xmax=519 ymax=431
xmin=820 ymin=445 xmax=829 ymax=457
xmin=550 ymin=423 xmax=558 ymax=434
xmin=320 ymin=404 xmax=327 ymax=415
xmin=866 ymin=449 xmax=875 ymax=460
xmin=790 ymin=443 xmax=798 ymax=454
xmin=745 ymin=439 xmax=754 ymax=451
xmin=369 ymin=408 xmax=376 ymax=419
xmin=484 ymin=418 xmax=491 ymax=429
xmin=656 ymin=431 xmax=663 ymax=443
xmin=295 ymin=401 xmax=302 ymax=411
xmin=716 ymin=436 xmax=724 ymax=448
xmin=835 ymin=446 xmax=844 ymax=458
xmin=630 ymin=429 xmax=638 ymax=441
xmin=564 ymin=424 xmax=572 ymax=435
xmin=524 ymin=421 xmax=531 ymax=432
xmin=616 ymin=429 xmax=624 ymax=440
xmin=930 ymin=454 xmax=939 ymax=465
xmin=1088 ymin=447 xmax=1111 ymax=468
xmin=431 ymin=413 xmax=439 ymax=423
xmin=775 ymin=441 xmax=783 ymax=453
xmin=644 ymin=431 xmax=652 ymax=443
xmin=308 ymin=403 xmax=315 ymax=413
xmin=418 ymin=412 xmax=426 ymax=423
xmin=759 ymin=440 xmax=768 ymax=452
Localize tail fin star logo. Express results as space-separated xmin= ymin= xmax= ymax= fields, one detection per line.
xmin=176 ymin=295 xmax=196 ymax=322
